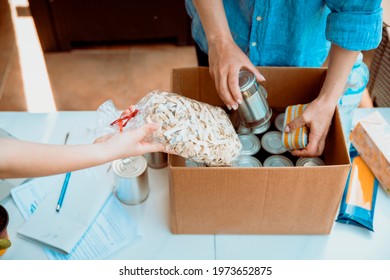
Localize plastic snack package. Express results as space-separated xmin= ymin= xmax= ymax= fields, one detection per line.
xmin=336 ymin=145 xmax=379 ymax=231
xmin=97 ymin=91 xmax=242 ymax=166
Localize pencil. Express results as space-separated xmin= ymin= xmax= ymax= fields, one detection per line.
xmin=56 ymin=172 xmax=71 ymax=212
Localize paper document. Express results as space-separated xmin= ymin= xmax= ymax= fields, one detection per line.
xmin=11 ymin=168 xmax=138 ymax=259
xmin=15 ymin=168 xmax=113 ymax=254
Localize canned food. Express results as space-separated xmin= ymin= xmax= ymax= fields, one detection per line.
xmin=296 ymin=157 xmax=325 ymax=167
xmin=185 ymin=159 xmax=206 ymax=167
xmin=251 ymin=121 xmax=271 ymax=135
xmin=261 ymin=131 xmax=287 ymax=154
xmin=282 ymin=104 xmax=309 ymax=150
xmin=144 ymin=152 xmax=167 ymax=169
xmin=263 ymin=155 xmax=294 ymax=167
xmin=274 ymin=113 xmax=285 ymax=132
xmin=237 ymin=123 xmax=252 ymax=135
xmin=238 ymin=134 xmax=261 ymax=156
xmin=112 ymin=156 xmax=149 ymax=205
xmin=237 ymin=70 xmax=272 ymax=128
xmin=232 ymin=155 xmax=262 ymax=167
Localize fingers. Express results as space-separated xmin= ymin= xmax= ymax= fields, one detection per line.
xmin=214 ymin=68 xmax=237 ymax=110
xmin=138 ymin=142 xmax=165 ymax=154
xmin=285 ymin=115 xmax=306 ymax=133
xmin=227 ymin=67 xmax=242 ymax=106
xmin=246 ymin=65 xmax=265 ymax=83
xmin=131 ymin=123 xmax=160 ymax=142
xmin=291 ymin=140 xmax=324 ymax=157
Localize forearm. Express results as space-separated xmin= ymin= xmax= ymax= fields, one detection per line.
xmin=193 ymin=0 xmax=232 ymax=43
xmin=0 ymin=138 xmax=113 ymax=178
xmin=318 ymin=44 xmax=359 ymax=105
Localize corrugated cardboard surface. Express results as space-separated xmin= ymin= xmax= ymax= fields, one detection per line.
xmin=169 ymin=67 xmax=350 ymax=234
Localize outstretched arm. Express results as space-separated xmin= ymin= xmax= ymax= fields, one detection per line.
xmin=0 ymin=123 xmax=163 ymax=179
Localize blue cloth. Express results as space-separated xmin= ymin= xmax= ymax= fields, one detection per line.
xmin=185 ymin=0 xmax=383 ymax=67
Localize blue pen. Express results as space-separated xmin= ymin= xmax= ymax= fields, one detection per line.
xmin=56 ymin=172 xmax=71 ymax=212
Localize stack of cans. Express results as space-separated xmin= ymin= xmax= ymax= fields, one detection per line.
xmin=282 ymin=104 xmax=309 ymax=150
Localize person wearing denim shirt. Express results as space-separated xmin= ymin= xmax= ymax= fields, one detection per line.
xmin=186 ymin=0 xmax=382 ymax=157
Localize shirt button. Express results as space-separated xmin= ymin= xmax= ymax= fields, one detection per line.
xmin=251 ymin=42 xmax=257 ymax=47
xmin=256 ymin=16 xmax=262 ymax=21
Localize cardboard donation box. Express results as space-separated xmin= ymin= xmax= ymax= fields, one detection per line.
xmin=169 ymin=67 xmax=350 ymax=234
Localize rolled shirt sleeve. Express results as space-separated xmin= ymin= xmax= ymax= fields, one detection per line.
xmin=326 ymin=0 xmax=383 ymax=51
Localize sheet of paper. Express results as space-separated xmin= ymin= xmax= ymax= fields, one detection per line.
xmin=11 ymin=167 xmax=138 ymax=259
xmin=12 ymin=166 xmax=136 ymax=259
xmin=45 ymin=194 xmax=138 ymax=260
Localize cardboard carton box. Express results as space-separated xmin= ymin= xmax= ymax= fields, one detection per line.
xmin=169 ymin=67 xmax=350 ymax=234
xmin=350 ymin=111 xmax=390 ymax=195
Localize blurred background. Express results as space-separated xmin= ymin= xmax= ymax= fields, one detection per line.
xmin=0 ymin=0 xmax=197 ymax=112
xmin=0 ymin=0 xmax=389 ymax=112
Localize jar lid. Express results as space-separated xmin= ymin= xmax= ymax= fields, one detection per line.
xmin=264 ymin=155 xmax=294 ymax=167
xmin=239 ymin=134 xmax=261 ymax=156
xmin=261 ymin=131 xmax=287 ymax=154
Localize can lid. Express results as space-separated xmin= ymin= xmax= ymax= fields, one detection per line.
xmin=252 ymin=120 xmax=270 ymax=135
xmin=239 ymin=134 xmax=261 ymax=156
xmin=238 ymin=70 xmax=256 ymax=92
xmin=232 ymin=155 xmax=262 ymax=167
xmin=296 ymin=157 xmax=325 ymax=167
xmin=112 ymin=156 xmax=147 ymax=178
xmin=274 ymin=113 xmax=285 ymax=132
xmin=264 ymin=155 xmax=294 ymax=167
xmin=261 ymin=131 xmax=287 ymax=154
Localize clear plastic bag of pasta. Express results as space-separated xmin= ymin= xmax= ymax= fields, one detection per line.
xmin=97 ymin=91 xmax=242 ymax=166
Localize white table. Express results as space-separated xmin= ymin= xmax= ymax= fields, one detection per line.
xmin=1 ymin=109 xmax=390 ymax=260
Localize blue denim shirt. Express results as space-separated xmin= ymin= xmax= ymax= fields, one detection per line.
xmin=185 ymin=0 xmax=383 ymax=67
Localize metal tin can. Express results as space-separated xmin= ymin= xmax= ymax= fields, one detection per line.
xmin=232 ymin=155 xmax=262 ymax=167
xmin=296 ymin=157 xmax=325 ymax=167
xmin=237 ymin=70 xmax=272 ymax=128
xmin=274 ymin=113 xmax=285 ymax=132
xmin=112 ymin=156 xmax=149 ymax=205
xmin=264 ymin=155 xmax=294 ymax=167
xmin=144 ymin=152 xmax=167 ymax=169
xmin=261 ymin=131 xmax=287 ymax=154
xmin=185 ymin=159 xmax=206 ymax=167
xmin=238 ymin=134 xmax=261 ymax=156
xmin=251 ymin=120 xmax=271 ymax=135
